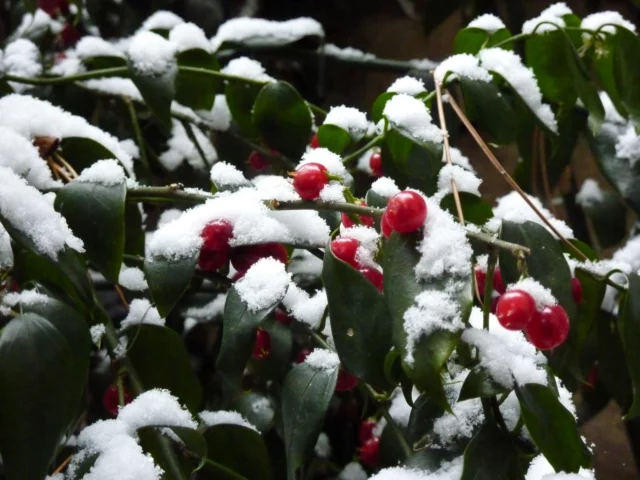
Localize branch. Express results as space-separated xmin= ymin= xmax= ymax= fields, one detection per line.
xmin=342 ymin=135 xmax=384 ymax=165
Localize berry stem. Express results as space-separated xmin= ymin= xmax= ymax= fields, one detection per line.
xmin=342 ymin=134 xmax=385 ymax=165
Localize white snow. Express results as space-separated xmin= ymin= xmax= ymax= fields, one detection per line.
xmin=522 ymin=3 xmax=571 ymax=34
xmin=323 ymin=44 xmax=376 ymax=62
xmin=526 ymin=454 xmax=595 ymax=480
xmin=340 ymin=226 xmax=380 ymax=269
xmin=210 ymin=161 xmax=248 ymax=188
xmin=252 ymin=175 xmax=301 ymax=202
xmin=508 ymin=278 xmax=557 ymax=310
xmin=0 ymin=225 xmax=13 ymax=269
xmin=139 ymin=11 xmax=184 ymax=32
xmin=220 ymin=57 xmax=274 ymax=82
xmin=76 ymin=36 xmax=125 ymax=59
xmin=183 ymin=294 xmax=226 ymax=321
xmin=4 ymin=39 xmax=42 ymax=92
xmin=467 ymin=13 xmax=506 ymax=32
xmin=478 ymin=48 xmax=558 ymax=133
xmin=158 ymin=209 xmax=183 ymax=228
xmin=615 ymin=124 xmax=640 ymax=168
xmin=127 ymin=31 xmax=176 ymax=75
xmin=323 ymin=106 xmax=369 ymax=141
xmin=200 ymin=94 xmax=232 ymax=131
xmin=582 ymin=11 xmax=636 ymax=36
xmin=90 ymin=324 xmax=106 ymax=346
xmin=169 ymin=23 xmax=211 ymax=53
xmin=304 ymin=348 xmax=340 ymax=371
xmin=118 ymin=266 xmax=148 ymax=291
xmin=76 ymin=159 xmax=126 ymax=186
xmin=0 ymin=167 xmax=83 ymax=259
xmin=371 ymin=457 xmax=463 ymax=480
xmin=83 ymin=77 xmax=142 ymax=101
xmin=446 ymin=147 xmax=476 ymax=173
xmin=288 ymin=249 xmax=323 ymax=277
xmin=319 ymin=184 xmax=346 ymax=202
xmin=211 ymin=17 xmax=324 ymax=52
xmin=388 ymin=387 xmax=419 ymax=427
xmin=314 ymin=432 xmax=331 ymax=458
xmin=434 ymin=54 xmax=492 ymax=85
xmin=120 ymin=139 xmax=140 ymax=160
xmin=82 ymin=436 xmax=163 ymax=480
xmin=12 ymin=9 xmax=63 ymax=38
xmin=371 ymin=177 xmax=400 ymax=198
xmin=338 ymin=462 xmax=368 ymax=480
xmin=463 ymin=307 xmax=548 ymax=388
xmin=120 ymin=299 xmax=165 ymax=329
xmin=281 ymin=285 xmax=328 ymax=328
xmin=199 ymin=410 xmax=258 ymax=432
xmin=387 ymin=76 xmax=426 ymax=96
xmin=382 ymin=94 xmax=443 ymax=144
xmin=235 ymin=258 xmax=292 ymax=312
xmin=487 ymin=191 xmax=574 ymax=239
xmin=118 ymin=389 xmax=197 ymax=431
xmin=408 ymin=57 xmax=439 ymax=71
xmin=160 ymin=120 xmax=217 ymax=171
xmin=0 ymin=125 xmax=60 ymax=189
xmin=437 ymin=163 xmax=482 ymax=197
xmin=0 ymin=94 xmax=135 ymax=176
xmin=298 ymin=148 xmax=348 ymax=180
xmin=600 ymin=92 xmax=626 ymax=124
xmin=2 ymin=289 xmax=52 ymax=308
xmin=576 ymin=179 xmax=604 ymax=207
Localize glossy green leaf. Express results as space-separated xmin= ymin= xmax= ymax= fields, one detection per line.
xmin=384 ymin=232 xmax=473 ymax=412
xmin=516 ymin=383 xmax=591 ymax=472
xmin=216 ymin=287 xmax=281 ymax=401
xmin=460 ymin=425 xmax=523 ymax=480
xmin=454 ymin=27 xmax=512 ymax=54
xmin=407 ymin=394 xmax=444 ymax=447
xmin=0 ymin=314 xmax=78 ymax=479
xmin=323 ymin=250 xmax=393 ymax=389
xmin=202 ymin=424 xmax=272 ymax=480
xmin=580 ymin=191 xmax=627 ymax=248
xmin=316 ymin=124 xmax=351 ymax=154
xmin=55 ymin=179 xmax=126 ymax=283
xmin=458 ymin=365 xmax=510 ymax=401
xmin=225 ymin=82 xmax=262 ymax=138
xmin=458 ymin=77 xmax=515 ymax=144
xmin=145 ymin=253 xmax=197 ymax=317
xmin=440 ymin=192 xmax=493 ymax=226
xmin=610 ymin=27 xmax=640 ymax=126
xmin=498 ymin=221 xmax=575 ymax=316
xmin=139 ymin=425 xmax=207 ymax=476
xmin=597 ymin=311 xmax=632 ymax=411
xmin=59 ymin=137 xmax=122 ymax=174
xmin=252 ymin=81 xmax=313 ymax=158
xmin=230 ymin=392 xmax=275 ymax=433
xmin=126 ymin=324 xmax=203 ymax=412
xmin=282 ymin=361 xmax=338 ymax=480
xmin=618 ymin=273 xmax=640 ymax=418
xmin=592 ymin=38 xmax=627 ymax=120
xmin=128 ymin=59 xmax=177 ymax=129
xmin=175 ymin=49 xmax=220 ymax=111
xmin=371 ymin=92 xmax=396 ymax=123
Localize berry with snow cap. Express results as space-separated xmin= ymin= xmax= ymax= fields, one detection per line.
xmin=198 ymin=220 xmax=233 ymax=272
xmin=495 ymin=289 xmax=536 ymax=330
xmin=359 ymin=419 xmax=377 ymax=444
xmin=359 ymin=437 xmax=380 ymax=469
xmin=525 ymin=304 xmax=570 ymax=350
xmin=384 ymin=190 xmax=427 ymax=233
xmin=293 ymin=162 xmax=329 ymax=200
xmin=331 ymin=237 xmax=360 ymax=268
xmin=369 ymin=152 xmax=383 ymax=177
xmin=230 ymin=243 xmax=288 ymax=274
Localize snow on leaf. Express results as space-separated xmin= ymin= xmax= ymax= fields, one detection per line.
xmin=235 ymin=257 xmax=291 ymax=312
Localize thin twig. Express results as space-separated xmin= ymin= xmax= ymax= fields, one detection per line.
xmin=435 ymin=80 xmax=465 ymax=226
xmin=537 ymin=127 xmax=558 ymax=216
xmin=182 ymin=120 xmax=211 ymax=170
xmin=123 ymin=97 xmax=150 ymax=170
xmin=53 ymin=454 xmax=73 ymax=474
xmin=342 ymin=135 xmax=384 ymax=165
xmin=446 ymin=91 xmax=588 ymax=262
xmin=54 ymin=153 xmax=78 ymax=179
xmin=114 ymin=284 xmax=129 ymax=310
xmin=48 ymin=159 xmax=73 ymax=182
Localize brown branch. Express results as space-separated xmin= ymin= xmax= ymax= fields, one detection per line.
xmin=537 ymin=127 xmax=558 ymax=217
xmin=53 ymin=454 xmax=72 ymax=474
xmin=114 ymin=284 xmax=129 ymax=310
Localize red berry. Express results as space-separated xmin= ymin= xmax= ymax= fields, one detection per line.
xmin=249 ymin=151 xmax=270 ymax=170
xmin=103 ymin=384 xmax=132 ymax=416
xmin=585 ymin=365 xmax=599 ymax=390
xmin=359 ymin=419 xmax=377 ymax=444
xmin=275 ymin=309 xmax=292 ymax=325
xmin=310 ymin=134 xmax=320 ymax=149
xmin=230 ymin=243 xmax=288 ymax=273
xmin=384 ymin=191 xmax=427 ymax=233
xmin=335 ymin=368 xmax=358 ymax=392
xmin=341 ymin=202 xmax=375 ymax=228
xmin=39 ymin=0 xmax=69 ymax=15
xmin=571 ymin=277 xmax=583 ymax=304
xmin=359 ymin=267 xmax=383 ymax=292
xmin=475 ymin=266 xmax=486 ymax=296
xmin=493 ymin=269 xmax=506 ymax=294
xmin=60 ymin=24 xmax=81 ymax=48
xmin=293 ymin=163 xmax=329 ymax=200
xmin=525 ymin=304 xmax=570 ymax=350
xmin=296 ymin=348 xmax=312 ymax=364
xmin=360 ymin=437 xmax=380 ymax=469
xmin=201 ymin=220 xmax=233 ymax=252
xmin=380 ymin=211 xmax=393 ymax=238
xmin=369 ymin=152 xmax=383 ymax=177
xmin=252 ymin=329 xmax=271 ymax=360
xmin=331 ymin=237 xmax=360 ymax=267
xmin=198 ymin=249 xmax=228 ymax=272
xmin=495 ymin=289 xmax=536 ymax=331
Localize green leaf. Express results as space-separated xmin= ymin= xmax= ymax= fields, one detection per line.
xmin=282 ymin=361 xmax=338 ymax=480
xmin=139 ymin=425 xmax=207 ymax=475
xmin=126 ymin=324 xmax=203 ymax=412
xmin=454 ymin=27 xmax=512 ymax=54
xmin=618 ymin=273 xmax=640 ymax=418
xmin=384 ymin=233 xmax=473 ymax=411
xmin=498 ymin=221 xmax=575 ymax=316
xmin=516 ymin=383 xmax=591 ymax=472
xmin=175 ymin=49 xmax=221 ymax=111
xmin=145 ymin=253 xmax=198 ymax=317
xmin=82 ymin=55 xmax=128 ymax=70
xmin=592 ymin=38 xmax=627 ymax=120
xmin=225 ymin=82 xmax=262 ymax=138
xmin=55 ymin=178 xmax=126 ymax=283
xmin=440 ymin=192 xmax=493 ymax=226
xmin=230 ymin=392 xmax=275 ymax=433
xmin=202 ymin=424 xmax=272 ymax=480
xmin=458 ymin=365 xmax=510 ymax=401
xmin=252 ymin=81 xmax=312 ymax=158
xmin=59 ymin=137 xmax=123 ymax=174
xmin=371 ymin=92 xmax=396 ymax=123
xmin=251 ymin=316 xmax=293 ymax=382
xmin=125 ymin=205 xmax=146 ymax=257
xmin=610 ymin=27 xmax=640 ymax=126
xmin=128 ymin=59 xmax=177 ymax=129
xmin=0 ymin=313 xmax=78 ymax=479
xmin=406 ymin=394 xmax=444 ymax=447
xmin=323 ymin=250 xmax=393 ymax=389
xmin=580 ymin=191 xmax=627 ymax=248
xmin=460 ymin=425 xmax=523 ymax=480
xmin=316 ymin=124 xmax=352 ymax=154
xmin=216 ymin=287 xmax=281 ymax=401
xmin=458 ymin=77 xmax=515 ymax=144
xmin=597 ymin=311 xmax=632 ymax=411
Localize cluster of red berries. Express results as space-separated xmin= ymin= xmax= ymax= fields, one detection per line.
xmin=198 ymin=220 xmax=288 ymax=275
xmin=475 ymin=267 xmax=581 ymax=350
xmin=102 ymin=383 xmax=132 ymax=416
xmin=331 ymin=237 xmax=383 ymax=292
xmin=358 ymin=418 xmax=380 ymax=469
